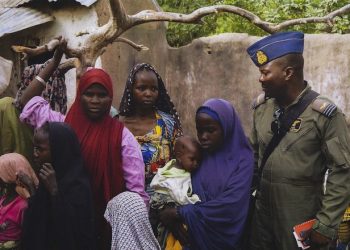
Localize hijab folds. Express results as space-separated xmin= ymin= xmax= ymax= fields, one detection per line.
xmin=179 ymin=99 xmax=254 ymax=250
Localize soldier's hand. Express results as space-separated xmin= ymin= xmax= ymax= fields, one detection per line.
xmin=309 ymin=229 xmax=331 ymax=249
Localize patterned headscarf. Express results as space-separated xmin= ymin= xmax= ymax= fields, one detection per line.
xmin=119 ymin=63 xmax=182 ymax=132
xmin=104 ymin=191 xmax=161 ymax=250
xmin=14 ymin=60 xmax=67 ymax=114
xmin=0 ymin=153 xmax=39 ymax=198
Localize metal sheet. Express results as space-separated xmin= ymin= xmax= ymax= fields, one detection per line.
xmin=0 ymin=7 xmax=54 ymax=38
xmin=0 ymin=0 xmax=31 ymax=8
xmin=0 ymin=0 xmax=98 ymax=8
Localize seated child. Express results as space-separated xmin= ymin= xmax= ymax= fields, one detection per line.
xmin=0 ymin=153 xmax=38 ymax=250
xmin=105 ymin=191 xmax=161 ymax=250
xmin=149 ymin=135 xmax=201 ymax=247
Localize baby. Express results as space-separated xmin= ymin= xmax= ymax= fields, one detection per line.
xmin=149 ymin=135 xmax=201 ymax=240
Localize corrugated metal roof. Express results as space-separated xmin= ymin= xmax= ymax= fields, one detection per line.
xmin=0 ymin=0 xmax=98 ymax=8
xmin=47 ymin=0 xmax=98 ymax=7
xmin=0 ymin=7 xmax=54 ymax=38
xmin=0 ymin=0 xmax=31 ymax=8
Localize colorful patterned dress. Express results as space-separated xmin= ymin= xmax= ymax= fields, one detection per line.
xmin=135 ymin=111 xmax=179 ymax=192
xmin=338 ymin=206 xmax=350 ymax=245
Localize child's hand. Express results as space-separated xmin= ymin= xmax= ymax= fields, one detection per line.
xmin=39 ymin=163 xmax=58 ymax=196
xmin=16 ymin=172 xmax=36 ymax=196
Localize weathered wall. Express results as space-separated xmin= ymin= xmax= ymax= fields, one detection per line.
xmin=1 ymin=1 xmax=349 ymax=137
xmin=101 ymin=1 xmax=350 ymax=136
xmin=0 ymin=4 xmax=101 ymax=107
xmin=98 ymin=0 xmax=169 ymax=109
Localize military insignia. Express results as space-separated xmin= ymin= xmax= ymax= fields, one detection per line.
xmin=290 ymin=118 xmax=302 ymax=132
xmin=312 ymin=98 xmax=337 ymax=118
xmin=256 ymin=50 xmax=268 ymax=65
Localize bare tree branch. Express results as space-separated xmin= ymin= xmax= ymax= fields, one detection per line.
xmin=128 ymin=3 xmax=350 ymax=34
xmin=64 ymin=44 xmax=83 ymax=59
xmin=77 ymin=1 xmax=350 ymax=66
xmin=13 ymin=1 xmax=349 ymax=70
xmin=58 ymin=58 xmax=80 ymax=73
xmin=129 ymin=5 xmax=272 ymax=32
xmin=11 ymin=38 xmax=60 ymax=60
xmin=271 ymin=4 xmax=350 ymax=32
xmin=115 ymin=37 xmax=149 ymax=51
xmin=109 ymin=0 xmax=131 ymax=30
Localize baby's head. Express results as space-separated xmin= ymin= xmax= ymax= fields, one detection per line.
xmin=174 ymin=135 xmax=201 ymax=172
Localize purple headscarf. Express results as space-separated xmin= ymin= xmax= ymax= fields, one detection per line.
xmin=179 ymin=98 xmax=253 ymax=250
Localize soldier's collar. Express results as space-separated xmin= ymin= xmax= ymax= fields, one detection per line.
xmin=284 ymin=81 xmax=310 ymax=110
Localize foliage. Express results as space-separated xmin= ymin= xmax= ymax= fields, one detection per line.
xmin=157 ymin=0 xmax=350 ymax=47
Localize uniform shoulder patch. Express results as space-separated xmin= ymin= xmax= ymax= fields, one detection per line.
xmin=252 ymin=93 xmax=266 ymax=109
xmin=311 ymin=97 xmax=337 ymax=118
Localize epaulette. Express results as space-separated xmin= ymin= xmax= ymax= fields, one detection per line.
xmin=252 ymin=93 xmax=267 ymax=110
xmin=311 ymin=97 xmax=337 ymax=118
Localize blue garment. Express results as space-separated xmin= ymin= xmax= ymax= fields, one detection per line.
xmin=179 ymin=99 xmax=254 ymax=250
xmin=247 ymin=31 xmax=304 ymax=66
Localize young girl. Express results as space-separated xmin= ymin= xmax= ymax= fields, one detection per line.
xmin=119 ymin=63 xmax=182 ymax=193
xmin=21 ymin=122 xmax=95 ymax=250
xmin=105 ymin=192 xmax=161 ymax=250
xmin=0 ymin=153 xmax=38 ymax=250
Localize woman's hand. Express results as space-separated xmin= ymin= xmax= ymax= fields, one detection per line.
xmin=53 ymin=37 xmax=67 ymax=64
xmin=39 ymin=163 xmax=58 ymax=196
xmin=19 ymin=36 xmax=67 ymax=107
xmin=169 ymin=222 xmax=189 ymax=246
xmin=159 ymin=207 xmax=189 ymax=246
xmin=159 ymin=207 xmax=178 ymax=227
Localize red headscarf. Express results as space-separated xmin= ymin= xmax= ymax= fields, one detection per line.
xmin=65 ymin=68 xmax=124 ymax=208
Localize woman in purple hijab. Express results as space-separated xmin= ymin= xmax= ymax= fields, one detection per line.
xmin=160 ymin=98 xmax=254 ymax=250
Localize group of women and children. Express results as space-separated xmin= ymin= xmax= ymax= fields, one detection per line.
xmin=0 ymin=38 xmax=253 ymax=250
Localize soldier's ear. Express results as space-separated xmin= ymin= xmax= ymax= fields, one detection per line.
xmin=284 ymin=66 xmax=294 ymax=81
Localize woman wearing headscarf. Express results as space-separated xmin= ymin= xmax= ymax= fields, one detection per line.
xmin=19 ymin=68 xmax=148 ymax=250
xmin=119 ymin=63 xmax=182 ymax=193
xmin=105 ymin=191 xmax=161 ymax=250
xmin=0 ymin=153 xmax=38 ymax=250
xmin=0 ymin=39 xmax=67 ymax=170
xmin=22 ymin=122 xmax=95 ymax=250
xmin=159 ymin=99 xmax=254 ymax=250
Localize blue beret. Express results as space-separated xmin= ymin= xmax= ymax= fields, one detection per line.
xmin=247 ymin=31 xmax=304 ymax=67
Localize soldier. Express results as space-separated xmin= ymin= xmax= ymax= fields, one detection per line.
xmin=247 ymin=31 xmax=350 ymax=249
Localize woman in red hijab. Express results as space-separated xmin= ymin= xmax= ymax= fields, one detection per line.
xmin=19 ymin=68 xmax=148 ymax=250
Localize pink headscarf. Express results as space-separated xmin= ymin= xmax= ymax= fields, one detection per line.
xmin=0 ymin=153 xmax=39 ymax=198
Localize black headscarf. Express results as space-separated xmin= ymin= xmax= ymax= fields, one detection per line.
xmin=119 ymin=63 xmax=182 ymax=132
xmin=22 ymin=122 xmax=95 ymax=250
